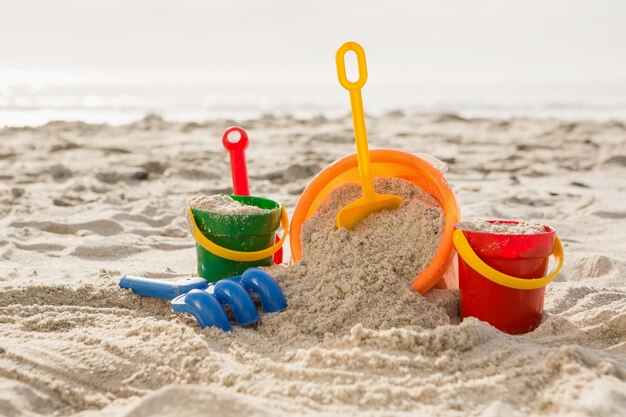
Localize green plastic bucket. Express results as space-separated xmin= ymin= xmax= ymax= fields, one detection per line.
xmin=191 ymin=195 xmax=282 ymax=282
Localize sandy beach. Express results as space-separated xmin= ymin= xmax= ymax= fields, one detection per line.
xmin=1 ymin=113 xmax=625 ymax=416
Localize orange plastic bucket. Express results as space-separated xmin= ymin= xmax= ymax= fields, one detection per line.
xmin=290 ymin=149 xmax=460 ymax=294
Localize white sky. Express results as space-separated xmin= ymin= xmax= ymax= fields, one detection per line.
xmin=1 ymin=0 xmax=625 ymax=87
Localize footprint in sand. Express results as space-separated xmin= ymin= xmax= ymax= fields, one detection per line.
xmin=111 ymin=213 xmax=177 ymax=228
xmin=0 ymin=284 xmax=208 ymax=414
xmin=254 ymin=163 xmax=322 ymax=185
xmin=9 ymin=219 xmax=124 ymax=237
xmin=564 ymin=254 xmax=620 ymax=279
xmin=592 ymin=210 xmax=626 ymax=219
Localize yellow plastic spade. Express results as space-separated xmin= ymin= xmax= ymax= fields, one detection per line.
xmin=335 ymin=41 xmax=403 ymax=229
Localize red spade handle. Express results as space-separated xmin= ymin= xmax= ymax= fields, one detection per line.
xmin=274 ymin=235 xmax=282 ymax=264
xmin=222 ymin=126 xmax=250 ymax=196
xmin=221 ymin=126 xmax=283 ymax=264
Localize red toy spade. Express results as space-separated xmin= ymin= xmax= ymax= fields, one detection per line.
xmin=222 ymin=126 xmax=283 ymax=264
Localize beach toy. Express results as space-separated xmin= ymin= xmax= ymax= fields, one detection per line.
xmin=119 ymin=275 xmax=209 ymax=299
xmin=237 ymin=268 xmax=287 ymax=314
xmin=172 ymin=289 xmax=233 ymax=331
xmin=334 ymin=42 xmax=403 ymax=229
xmin=290 ymin=150 xmax=459 ymax=294
xmin=119 ymin=269 xmax=286 ymax=314
xmin=453 ymin=221 xmax=564 ymax=334
xmin=119 ymin=268 xmax=287 ymax=331
xmin=290 ymin=43 xmax=460 ymax=294
xmin=211 ymin=279 xmax=260 ymax=326
xmin=222 ymin=126 xmax=252 ymax=196
xmin=222 ymin=126 xmax=283 ymax=264
xmin=187 ymin=195 xmax=288 ymax=282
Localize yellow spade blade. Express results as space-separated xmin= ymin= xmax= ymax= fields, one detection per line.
xmin=334 ymin=41 xmax=404 ymax=229
xmin=336 ymin=193 xmax=403 ymax=230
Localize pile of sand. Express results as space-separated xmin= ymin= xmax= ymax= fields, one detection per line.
xmin=187 ymin=194 xmax=271 ymax=215
xmin=258 ymin=177 xmax=448 ymax=344
xmin=457 ymin=218 xmax=547 ymax=234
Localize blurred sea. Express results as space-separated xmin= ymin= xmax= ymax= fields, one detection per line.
xmin=2 ymin=80 xmax=626 ymax=127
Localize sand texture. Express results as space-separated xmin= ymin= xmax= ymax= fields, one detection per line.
xmin=256 ymin=177 xmax=445 ymax=345
xmin=1 ymin=113 xmax=625 ymax=416
xmin=187 ymin=194 xmax=271 ymax=215
xmin=457 ymin=218 xmax=547 ymax=234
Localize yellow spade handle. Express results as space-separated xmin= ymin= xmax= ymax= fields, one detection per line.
xmin=453 ymin=229 xmax=564 ymax=290
xmin=187 ymin=206 xmax=289 ymax=262
xmin=336 ymin=41 xmax=376 ymax=200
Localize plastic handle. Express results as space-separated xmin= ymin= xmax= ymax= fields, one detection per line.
xmin=336 ymin=41 xmax=368 ymax=90
xmin=453 ymin=229 xmax=564 ymax=290
xmin=187 ymin=205 xmax=289 ymax=262
xmin=336 ymin=41 xmax=375 ymax=200
xmin=119 ymin=275 xmax=208 ymax=299
xmin=222 ymin=126 xmax=250 ymax=196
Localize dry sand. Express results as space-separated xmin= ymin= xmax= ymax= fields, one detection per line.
xmin=456 ymin=218 xmax=547 ymax=234
xmin=187 ymin=194 xmax=272 ymax=215
xmin=257 ymin=177 xmax=446 ymax=345
xmin=0 ymin=113 xmax=625 ymax=416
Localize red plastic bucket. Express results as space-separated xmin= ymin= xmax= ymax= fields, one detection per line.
xmin=453 ymin=220 xmax=564 ymax=334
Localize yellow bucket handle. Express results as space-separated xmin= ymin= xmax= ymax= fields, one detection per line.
xmin=187 ymin=206 xmax=289 ymax=262
xmin=453 ymin=229 xmax=564 ymax=290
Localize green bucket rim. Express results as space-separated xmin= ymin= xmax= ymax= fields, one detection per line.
xmin=191 ymin=194 xmax=281 ymax=236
